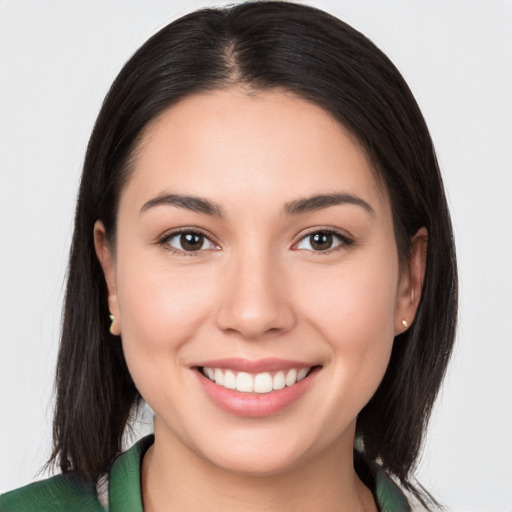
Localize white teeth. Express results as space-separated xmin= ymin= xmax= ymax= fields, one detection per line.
xmin=273 ymin=371 xmax=286 ymax=390
xmin=236 ymin=372 xmax=253 ymax=392
xmin=214 ymin=368 xmax=224 ymax=386
xmin=223 ymin=370 xmax=236 ymax=389
xmin=285 ymin=369 xmax=297 ymax=387
xmin=297 ymin=368 xmax=308 ymax=381
xmin=202 ymin=366 xmax=312 ymax=393
xmin=254 ymin=372 xmax=273 ymax=393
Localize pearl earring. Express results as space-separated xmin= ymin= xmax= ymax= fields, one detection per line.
xmin=401 ymin=319 xmax=408 ymax=328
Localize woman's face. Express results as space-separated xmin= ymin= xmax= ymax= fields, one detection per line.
xmin=96 ymin=88 xmax=421 ymax=476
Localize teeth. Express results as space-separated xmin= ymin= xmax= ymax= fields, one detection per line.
xmin=202 ymin=366 xmax=312 ymax=393
xmin=273 ymin=371 xmax=286 ymax=390
xmin=236 ymin=372 xmax=253 ymax=392
xmin=285 ymin=369 xmax=297 ymax=387
xmin=297 ymin=368 xmax=308 ymax=381
xmin=214 ymin=368 xmax=224 ymax=386
xmin=254 ymin=372 xmax=273 ymax=393
xmin=223 ymin=370 xmax=236 ymax=389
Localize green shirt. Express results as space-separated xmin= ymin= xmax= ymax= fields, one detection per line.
xmin=0 ymin=435 xmax=411 ymax=511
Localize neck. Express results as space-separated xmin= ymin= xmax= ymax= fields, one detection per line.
xmin=141 ymin=421 xmax=377 ymax=512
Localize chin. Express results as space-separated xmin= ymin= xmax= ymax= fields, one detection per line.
xmin=183 ymin=417 xmax=347 ymax=479
xmin=202 ymin=443 xmax=312 ymax=477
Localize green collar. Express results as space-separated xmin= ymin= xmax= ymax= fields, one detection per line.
xmin=0 ymin=435 xmax=410 ymax=511
xmin=107 ymin=435 xmax=153 ymax=511
xmin=108 ymin=435 xmax=410 ymax=512
xmin=372 ymin=463 xmax=411 ymax=511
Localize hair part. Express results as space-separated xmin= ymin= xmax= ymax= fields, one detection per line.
xmin=50 ymin=2 xmax=457 ymax=509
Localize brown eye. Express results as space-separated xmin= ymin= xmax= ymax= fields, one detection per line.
xmin=296 ymin=230 xmax=347 ymax=252
xmin=180 ymin=233 xmax=204 ymax=251
xmin=310 ymin=232 xmax=333 ymax=250
xmin=166 ymin=231 xmax=217 ymax=252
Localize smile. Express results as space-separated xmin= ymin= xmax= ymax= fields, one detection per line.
xmin=194 ymin=360 xmax=321 ymax=417
xmin=200 ymin=367 xmax=311 ymax=394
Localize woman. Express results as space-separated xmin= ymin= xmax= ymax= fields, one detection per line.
xmin=0 ymin=2 xmax=457 ymax=511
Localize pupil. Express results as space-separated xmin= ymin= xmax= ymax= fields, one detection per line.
xmin=311 ymin=232 xmax=332 ymax=250
xmin=181 ymin=233 xmax=203 ymax=251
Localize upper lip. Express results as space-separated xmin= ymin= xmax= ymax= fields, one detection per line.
xmin=193 ymin=358 xmax=316 ymax=373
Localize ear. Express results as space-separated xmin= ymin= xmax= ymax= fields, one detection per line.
xmin=94 ymin=220 xmax=121 ymax=336
xmin=394 ymin=227 xmax=428 ymax=335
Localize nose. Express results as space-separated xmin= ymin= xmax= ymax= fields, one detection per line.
xmin=215 ymin=250 xmax=297 ymax=340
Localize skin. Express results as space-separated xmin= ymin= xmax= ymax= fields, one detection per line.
xmin=95 ymin=88 xmax=427 ymax=512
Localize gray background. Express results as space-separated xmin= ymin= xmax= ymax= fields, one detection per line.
xmin=1 ymin=1 xmax=511 ymax=510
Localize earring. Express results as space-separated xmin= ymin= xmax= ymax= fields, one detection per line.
xmin=109 ymin=314 xmax=117 ymax=335
xmin=401 ymin=319 xmax=408 ymax=328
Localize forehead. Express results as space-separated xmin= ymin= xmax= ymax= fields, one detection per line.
xmin=121 ymin=88 xmax=389 ymax=217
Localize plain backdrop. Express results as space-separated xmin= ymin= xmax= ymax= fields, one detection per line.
xmin=1 ymin=1 xmax=511 ymax=511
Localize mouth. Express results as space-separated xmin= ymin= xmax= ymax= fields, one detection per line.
xmin=193 ymin=360 xmax=322 ymax=417
xmin=199 ymin=366 xmax=315 ymax=394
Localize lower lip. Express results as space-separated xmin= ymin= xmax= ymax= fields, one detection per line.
xmin=194 ymin=367 xmax=320 ymax=417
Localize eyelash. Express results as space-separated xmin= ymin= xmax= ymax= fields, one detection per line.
xmin=157 ymin=227 xmax=354 ymax=256
xmin=293 ymin=228 xmax=354 ymax=255
xmin=157 ymin=228 xmax=219 ymax=257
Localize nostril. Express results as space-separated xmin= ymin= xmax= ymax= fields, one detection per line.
xmin=215 ymin=299 xmax=297 ymax=340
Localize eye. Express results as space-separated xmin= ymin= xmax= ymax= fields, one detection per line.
xmin=295 ymin=230 xmax=350 ymax=252
xmin=163 ymin=231 xmax=218 ymax=253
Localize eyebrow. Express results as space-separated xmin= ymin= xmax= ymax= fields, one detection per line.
xmin=140 ymin=193 xmax=224 ymax=217
xmin=284 ymin=193 xmax=374 ymax=216
xmin=139 ymin=191 xmax=374 ymax=218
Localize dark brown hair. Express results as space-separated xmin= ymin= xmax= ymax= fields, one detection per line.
xmin=50 ymin=2 xmax=457 ymax=508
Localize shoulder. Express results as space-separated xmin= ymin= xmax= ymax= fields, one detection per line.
xmin=373 ymin=466 xmax=412 ymax=512
xmin=0 ymin=473 xmax=105 ymax=512
xmin=0 ymin=435 xmax=154 ymax=512
xmin=354 ymin=450 xmax=412 ymax=512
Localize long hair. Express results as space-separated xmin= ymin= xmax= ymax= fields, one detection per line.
xmin=50 ymin=1 xmax=457 ymax=507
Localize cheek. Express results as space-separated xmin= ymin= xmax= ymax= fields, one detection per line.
xmin=114 ymin=248 xmax=219 ymax=379
xmin=115 ymin=258 xmax=220 ymax=415
xmin=293 ymin=254 xmax=399 ymax=396
xmin=296 ymin=257 xmax=398 ymax=338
